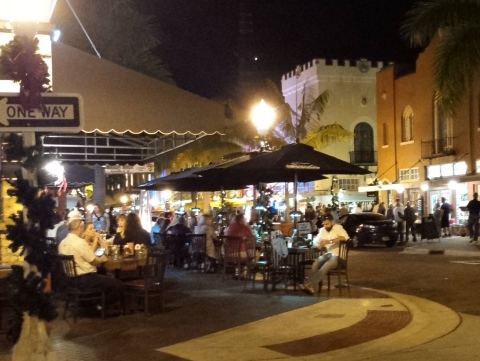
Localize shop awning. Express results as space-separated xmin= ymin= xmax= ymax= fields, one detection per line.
xmin=50 ymin=42 xmax=227 ymax=135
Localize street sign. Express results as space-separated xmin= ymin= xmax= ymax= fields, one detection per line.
xmin=0 ymin=93 xmax=83 ymax=132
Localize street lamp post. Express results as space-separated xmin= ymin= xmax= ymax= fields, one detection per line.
xmin=251 ymin=99 xmax=275 ymax=152
xmin=251 ymin=99 xmax=275 ymax=234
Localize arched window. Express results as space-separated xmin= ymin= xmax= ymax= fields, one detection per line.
xmin=433 ymin=92 xmax=453 ymax=153
xmin=354 ymin=122 xmax=374 ymax=164
xmin=401 ymin=106 xmax=414 ymax=142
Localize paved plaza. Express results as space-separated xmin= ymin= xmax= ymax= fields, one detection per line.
xmin=1 ymin=236 xmax=480 ymax=360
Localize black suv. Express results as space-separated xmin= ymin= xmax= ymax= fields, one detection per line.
xmin=338 ymin=212 xmax=399 ymax=248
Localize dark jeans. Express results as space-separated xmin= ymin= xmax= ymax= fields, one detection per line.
xmin=405 ymin=222 xmax=416 ymax=241
xmin=467 ymin=215 xmax=479 ymax=240
xmin=397 ymin=221 xmax=404 ymax=242
xmin=75 ymin=273 xmax=124 ymax=306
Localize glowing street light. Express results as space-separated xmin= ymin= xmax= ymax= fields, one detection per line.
xmin=3 ymin=0 xmax=57 ymax=23
xmin=251 ymin=99 xmax=275 ymax=152
xmin=2 ymin=0 xmax=57 ymax=38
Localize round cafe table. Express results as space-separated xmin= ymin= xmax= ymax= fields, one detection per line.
xmin=104 ymin=255 xmax=147 ymax=279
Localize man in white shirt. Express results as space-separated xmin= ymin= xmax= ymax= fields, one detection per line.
xmin=338 ymin=203 xmax=349 ymax=217
xmin=59 ymin=219 xmax=124 ymax=310
xmin=301 ymin=213 xmax=349 ymax=295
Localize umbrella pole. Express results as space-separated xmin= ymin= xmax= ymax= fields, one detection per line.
xmin=293 ymin=172 xmax=298 ymax=232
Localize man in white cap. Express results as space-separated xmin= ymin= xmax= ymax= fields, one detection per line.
xmin=56 ymin=207 xmax=84 ymax=244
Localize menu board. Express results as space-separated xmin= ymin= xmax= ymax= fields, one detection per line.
xmin=297 ymin=222 xmax=312 ymax=237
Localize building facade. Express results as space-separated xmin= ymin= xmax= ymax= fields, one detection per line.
xmin=376 ymin=35 xmax=480 ymax=227
xmin=281 ymin=58 xmax=381 ymax=209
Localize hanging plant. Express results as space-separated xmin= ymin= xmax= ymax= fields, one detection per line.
xmin=0 ymin=35 xmax=51 ymax=109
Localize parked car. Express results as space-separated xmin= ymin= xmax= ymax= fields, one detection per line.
xmin=338 ymin=212 xmax=399 ymax=248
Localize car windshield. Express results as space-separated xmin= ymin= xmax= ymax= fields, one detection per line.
xmin=355 ymin=213 xmax=388 ymax=221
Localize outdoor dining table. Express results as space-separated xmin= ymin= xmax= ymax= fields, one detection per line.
xmin=104 ymin=255 xmax=147 ymax=279
xmin=287 ymin=247 xmax=322 ymax=290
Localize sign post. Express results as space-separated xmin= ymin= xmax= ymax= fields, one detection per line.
xmin=0 ymin=93 xmax=83 ymax=132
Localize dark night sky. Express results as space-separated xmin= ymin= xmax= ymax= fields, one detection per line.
xmin=142 ymin=1 xmax=420 ymax=98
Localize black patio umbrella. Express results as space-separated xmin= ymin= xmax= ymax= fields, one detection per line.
xmin=219 ymin=143 xmax=369 ymax=175
xmin=196 ymin=143 xmax=368 ymax=183
xmin=135 ymin=159 xmax=251 ymax=192
xmin=196 ymin=143 xmax=369 ymax=219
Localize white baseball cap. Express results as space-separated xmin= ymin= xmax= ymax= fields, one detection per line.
xmin=67 ymin=208 xmax=84 ymax=223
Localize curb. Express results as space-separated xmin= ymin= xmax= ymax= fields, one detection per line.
xmin=402 ymin=247 xmax=480 ymax=257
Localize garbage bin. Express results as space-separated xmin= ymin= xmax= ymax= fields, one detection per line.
xmin=421 ymin=215 xmax=439 ymax=240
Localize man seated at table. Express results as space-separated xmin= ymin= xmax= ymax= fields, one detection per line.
xmin=301 ymin=213 xmax=348 ymax=295
xmin=59 ymin=219 xmax=124 ymax=313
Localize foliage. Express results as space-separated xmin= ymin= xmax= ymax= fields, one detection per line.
xmin=302 ymin=123 xmax=353 ymax=149
xmin=264 ymin=79 xmax=352 ymax=148
xmin=0 ymin=36 xmax=51 ymax=109
xmin=54 ymin=0 xmax=174 ymax=84
xmin=401 ymin=0 xmax=480 ymax=115
xmin=4 ymin=133 xmax=59 ymax=343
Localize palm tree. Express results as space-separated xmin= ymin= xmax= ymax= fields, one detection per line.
xmin=400 ymin=0 xmax=480 ymax=115
xmin=53 ymin=0 xmax=174 ymax=84
xmin=264 ymin=79 xmax=352 ymax=149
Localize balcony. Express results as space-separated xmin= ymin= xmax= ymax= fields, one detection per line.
xmin=421 ymin=137 xmax=456 ymax=159
xmin=349 ymin=151 xmax=377 ymax=166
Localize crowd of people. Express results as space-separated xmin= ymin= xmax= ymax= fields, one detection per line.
xmin=49 ymin=192 xmax=475 ymax=310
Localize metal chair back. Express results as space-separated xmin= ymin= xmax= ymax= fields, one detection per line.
xmin=188 ymin=234 xmax=207 ymax=271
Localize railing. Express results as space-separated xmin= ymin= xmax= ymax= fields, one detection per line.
xmin=349 ymin=151 xmax=377 ymax=166
xmin=421 ymin=137 xmax=456 ymax=159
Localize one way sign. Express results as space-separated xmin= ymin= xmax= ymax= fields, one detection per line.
xmin=0 ymin=93 xmax=83 ymax=132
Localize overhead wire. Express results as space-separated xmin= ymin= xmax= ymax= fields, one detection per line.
xmin=64 ymin=0 xmax=101 ymax=58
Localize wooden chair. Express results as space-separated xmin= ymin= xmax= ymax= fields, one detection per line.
xmin=164 ymin=233 xmax=190 ymax=268
xmin=58 ymin=254 xmax=105 ymax=322
xmin=327 ymin=240 xmax=350 ymax=295
xmin=188 ymin=234 xmax=207 ymax=271
xmin=268 ymin=243 xmax=294 ymax=291
xmin=243 ymin=240 xmax=272 ymax=291
xmin=220 ymin=235 xmax=248 ymax=280
xmin=298 ymin=248 xmax=323 ymax=285
xmin=123 ymin=249 xmax=169 ymax=315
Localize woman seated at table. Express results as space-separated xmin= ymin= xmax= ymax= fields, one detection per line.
xmin=194 ymin=214 xmax=216 ymax=272
xmin=113 ymin=213 xmax=151 ymax=250
xmin=84 ymin=221 xmax=101 ymax=249
xmin=225 ymin=213 xmax=254 ymax=257
xmin=112 ymin=214 xmax=127 ymax=244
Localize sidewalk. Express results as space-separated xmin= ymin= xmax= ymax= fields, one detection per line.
xmin=1 ymin=246 xmax=480 ymax=360
xmin=402 ymin=234 xmax=480 ymax=257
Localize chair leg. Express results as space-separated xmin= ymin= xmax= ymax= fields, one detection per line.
xmin=73 ymin=294 xmax=79 ymax=323
xmin=160 ymin=291 xmax=164 ymax=313
xmin=144 ymin=290 xmax=149 ymax=315
xmin=63 ymin=297 xmax=69 ymax=320
xmin=101 ymin=292 xmax=106 ymax=319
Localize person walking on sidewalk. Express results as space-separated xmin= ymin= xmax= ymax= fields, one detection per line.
xmin=433 ymin=201 xmax=442 ymax=239
xmin=393 ymin=201 xmax=405 ymax=243
xmin=466 ymin=192 xmax=480 ymax=242
xmin=404 ymin=202 xmax=417 ymax=242
xmin=440 ymin=197 xmax=452 ymax=237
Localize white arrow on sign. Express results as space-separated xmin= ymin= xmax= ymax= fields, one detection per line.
xmin=0 ymin=93 xmax=83 ymax=132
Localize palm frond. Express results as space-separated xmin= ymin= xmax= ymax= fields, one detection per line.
xmin=55 ymin=0 xmax=170 ymax=82
xmin=401 ymin=0 xmax=480 ymax=47
xmin=302 ymin=124 xmax=352 ymax=150
xmin=434 ymin=23 xmax=480 ymax=114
